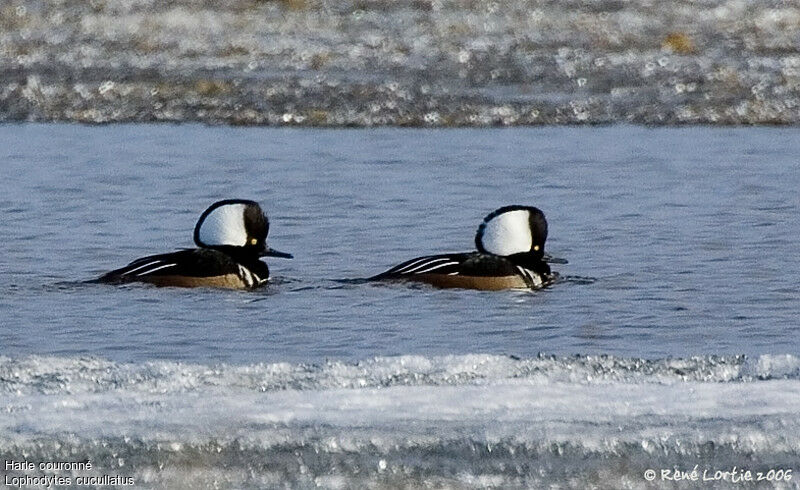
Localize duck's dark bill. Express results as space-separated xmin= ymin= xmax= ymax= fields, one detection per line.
xmin=543 ymin=253 xmax=568 ymax=264
xmin=263 ymin=247 xmax=293 ymax=259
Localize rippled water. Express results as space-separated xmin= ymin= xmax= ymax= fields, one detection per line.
xmin=2 ymin=124 xmax=798 ymax=362
xmin=1 ymin=124 xmax=799 ymax=488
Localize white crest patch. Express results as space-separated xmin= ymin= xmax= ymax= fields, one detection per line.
xmin=479 ymin=209 xmax=533 ymax=256
xmin=197 ymin=203 xmax=248 ymax=247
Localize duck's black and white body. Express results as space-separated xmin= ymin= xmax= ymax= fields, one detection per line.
xmin=96 ymin=199 xmax=291 ymax=289
xmin=371 ymin=205 xmax=561 ymax=291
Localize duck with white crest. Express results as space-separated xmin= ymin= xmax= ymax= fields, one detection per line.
xmin=95 ymin=199 xmax=292 ymax=289
xmin=371 ymin=205 xmax=565 ymax=290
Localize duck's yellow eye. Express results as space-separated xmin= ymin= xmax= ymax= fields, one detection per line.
xmin=533 ymin=245 xmax=540 ymax=251
xmin=250 ymin=238 xmax=258 ymax=245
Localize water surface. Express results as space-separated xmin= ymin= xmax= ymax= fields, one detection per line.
xmin=1 ymin=124 xmax=797 ymax=362
xmin=1 ymin=125 xmax=799 ymax=488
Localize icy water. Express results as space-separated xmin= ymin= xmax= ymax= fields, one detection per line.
xmin=1 ymin=124 xmax=800 ymax=488
xmin=5 ymin=0 xmax=800 ymax=125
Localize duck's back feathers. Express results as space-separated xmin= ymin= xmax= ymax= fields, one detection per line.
xmin=371 ymin=252 xmax=550 ymax=290
xmin=96 ymin=248 xmax=269 ymax=289
xmin=372 ymin=253 xmax=470 ymax=278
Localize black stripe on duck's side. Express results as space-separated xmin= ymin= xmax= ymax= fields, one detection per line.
xmin=371 ymin=252 xmax=552 ymax=291
xmin=95 ymin=248 xmax=269 ymax=290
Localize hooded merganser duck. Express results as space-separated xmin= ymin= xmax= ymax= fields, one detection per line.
xmin=95 ymin=199 xmax=292 ymax=289
xmin=371 ymin=205 xmax=563 ymax=291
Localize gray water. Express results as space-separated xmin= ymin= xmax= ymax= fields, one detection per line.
xmin=1 ymin=124 xmax=800 ymax=488
xmin=1 ymin=124 xmax=798 ymax=362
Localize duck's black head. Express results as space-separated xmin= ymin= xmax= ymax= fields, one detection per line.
xmin=193 ymin=199 xmax=292 ymax=259
xmin=475 ymin=205 xmax=550 ymax=270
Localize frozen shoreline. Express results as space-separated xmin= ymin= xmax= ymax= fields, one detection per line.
xmin=2 ymin=0 xmax=799 ymax=125
xmin=2 ymin=354 xmax=800 ymax=488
